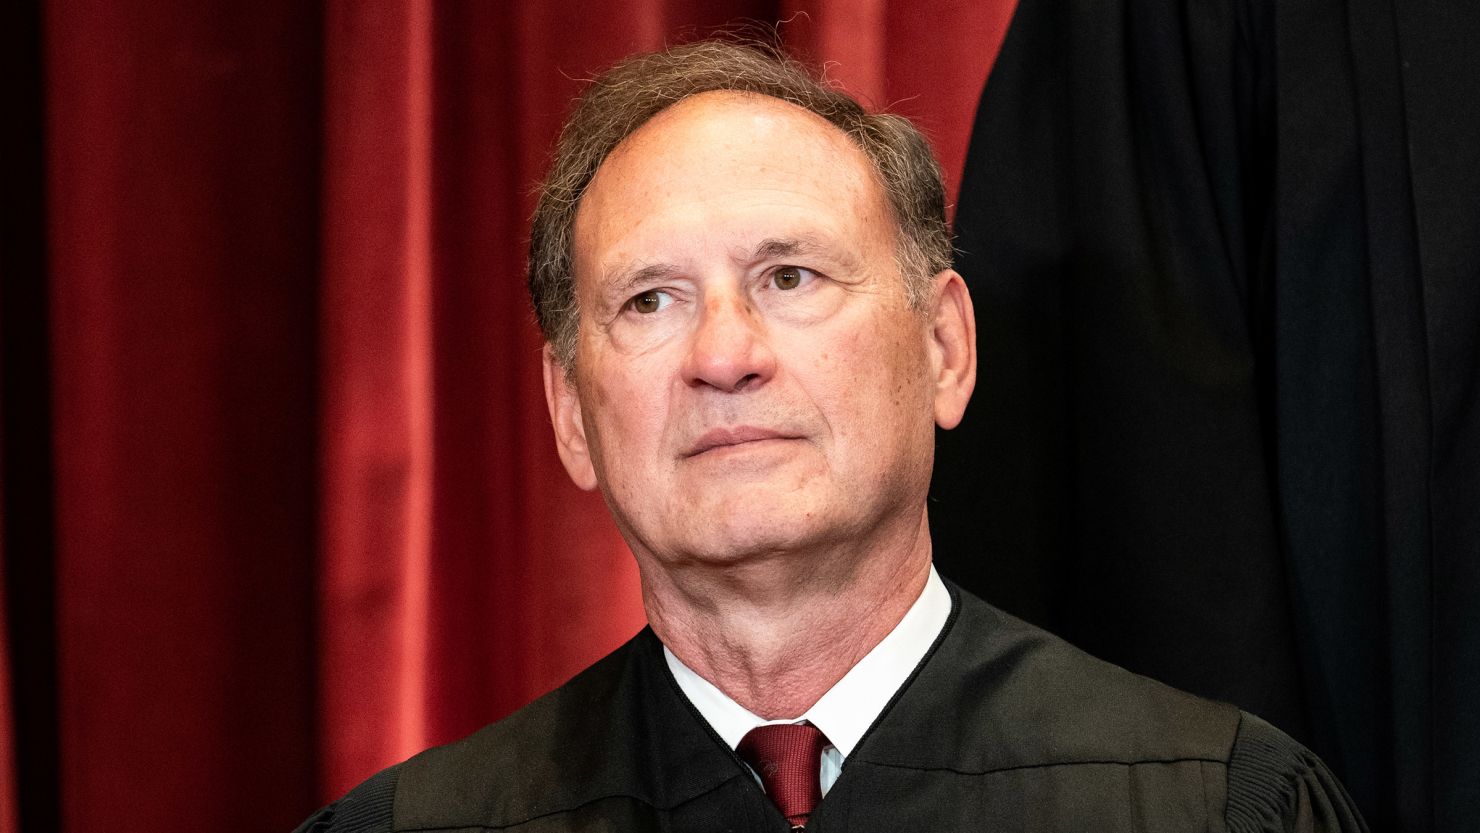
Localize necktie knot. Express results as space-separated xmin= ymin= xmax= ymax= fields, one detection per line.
xmin=737 ymin=723 xmax=830 ymax=829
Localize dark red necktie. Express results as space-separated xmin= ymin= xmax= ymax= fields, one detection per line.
xmin=736 ymin=723 xmax=830 ymax=829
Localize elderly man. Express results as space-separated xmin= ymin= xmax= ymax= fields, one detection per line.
xmin=297 ymin=41 xmax=1365 ymax=833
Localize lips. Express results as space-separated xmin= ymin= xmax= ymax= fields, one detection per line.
xmin=684 ymin=426 xmax=801 ymax=457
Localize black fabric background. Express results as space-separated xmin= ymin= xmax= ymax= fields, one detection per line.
xmin=930 ymin=0 xmax=1479 ymax=830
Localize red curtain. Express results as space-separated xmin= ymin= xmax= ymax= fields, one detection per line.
xmin=7 ymin=1 xmax=1011 ymax=830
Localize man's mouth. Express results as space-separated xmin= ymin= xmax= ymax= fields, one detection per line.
xmin=684 ymin=426 xmax=801 ymax=457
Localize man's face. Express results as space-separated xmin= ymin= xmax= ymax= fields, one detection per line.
xmin=546 ymin=91 xmax=970 ymax=566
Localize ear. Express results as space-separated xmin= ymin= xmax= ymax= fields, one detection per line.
xmin=542 ymin=344 xmax=599 ymax=491
xmin=926 ymin=269 xmax=977 ymax=430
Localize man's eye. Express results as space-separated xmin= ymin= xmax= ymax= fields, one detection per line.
xmin=628 ymin=290 xmax=671 ymax=314
xmin=772 ymin=266 xmax=814 ymax=290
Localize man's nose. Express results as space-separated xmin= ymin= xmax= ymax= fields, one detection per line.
xmin=680 ymin=290 xmax=777 ymax=392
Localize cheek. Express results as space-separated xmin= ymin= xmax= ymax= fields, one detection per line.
xmin=793 ymin=319 xmax=917 ymax=440
xmin=580 ymin=361 xmax=668 ymax=472
xmin=837 ymin=319 xmax=932 ymax=438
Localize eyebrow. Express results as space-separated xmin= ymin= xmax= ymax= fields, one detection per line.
xmin=609 ymin=262 xmax=683 ymax=297
xmin=748 ymin=236 xmax=820 ymax=263
xmin=602 ymin=235 xmax=857 ymax=299
xmin=745 ymin=235 xmax=866 ymax=275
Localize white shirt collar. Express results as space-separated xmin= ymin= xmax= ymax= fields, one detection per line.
xmin=663 ymin=565 xmax=952 ymax=759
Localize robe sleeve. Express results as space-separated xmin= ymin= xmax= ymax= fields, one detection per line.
xmin=1225 ymin=713 xmax=1369 ymax=833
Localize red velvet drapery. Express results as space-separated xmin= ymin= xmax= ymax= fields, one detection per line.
xmin=5 ymin=1 xmax=1011 ymax=830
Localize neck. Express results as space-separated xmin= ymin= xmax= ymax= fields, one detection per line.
xmin=640 ymin=510 xmax=934 ymax=719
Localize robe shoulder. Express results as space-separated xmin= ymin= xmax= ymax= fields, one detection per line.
xmin=1226 ymin=713 xmax=1371 ymax=833
xmin=842 ymin=587 xmax=1367 ymax=832
xmin=291 ymin=765 xmax=395 ymax=833
xmin=289 ymin=627 xmax=740 ymax=832
xmin=867 ymin=587 xmax=1246 ymax=771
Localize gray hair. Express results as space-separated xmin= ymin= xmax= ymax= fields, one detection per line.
xmin=529 ymin=39 xmax=953 ymax=368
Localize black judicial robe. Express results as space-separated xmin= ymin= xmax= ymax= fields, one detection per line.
xmin=295 ymin=585 xmax=1366 ymax=832
xmin=931 ymin=0 xmax=1480 ymax=829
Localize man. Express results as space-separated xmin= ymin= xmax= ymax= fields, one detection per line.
xmin=297 ymin=41 xmax=1366 ymax=832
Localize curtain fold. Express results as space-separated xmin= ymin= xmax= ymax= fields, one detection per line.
xmin=45 ymin=0 xmax=326 ymax=826
xmin=10 ymin=1 xmax=1011 ymax=829
xmin=317 ymin=0 xmax=440 ymax=791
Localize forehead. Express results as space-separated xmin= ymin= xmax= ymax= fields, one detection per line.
xmin=571 ymin=91 xmax=893 ymax=283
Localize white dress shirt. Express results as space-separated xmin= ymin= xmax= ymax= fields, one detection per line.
xmin=663 ymin=565 xmax=951 ymax=795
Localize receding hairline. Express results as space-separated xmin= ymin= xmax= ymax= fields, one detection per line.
xmin=576 ymin=88 xmax=885 ymax=211
xmin=604 ymin=87 xmax=853 ymax=142
xmin=569 ymin=89 xmax=906 ymax=298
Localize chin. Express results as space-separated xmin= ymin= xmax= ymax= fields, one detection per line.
xmin=679 ymin=509 xmax=827 ymax=564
